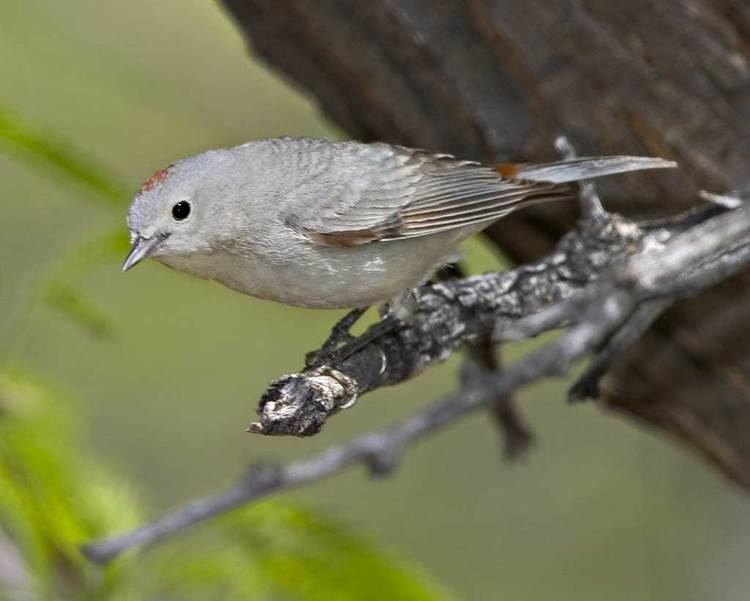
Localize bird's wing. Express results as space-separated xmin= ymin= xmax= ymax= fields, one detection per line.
xmin=285 ymin=144 xmax=569 ymax=247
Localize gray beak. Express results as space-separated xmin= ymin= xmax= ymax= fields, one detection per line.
xmin=122 ymin=235 xmax=164 ymax=272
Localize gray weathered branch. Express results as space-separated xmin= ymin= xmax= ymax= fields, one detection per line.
xmin=83 ymin=199 xmax=750 ymax=564
xmin=251 ymin=201 xmax=740 ymax=442
xmin=252 ymin=209 xmax=640 ymax=436
xmin=83 ymin=0 xmax=750 ymax=565
xmin=219 ymin=0 xmax=750 ymax=484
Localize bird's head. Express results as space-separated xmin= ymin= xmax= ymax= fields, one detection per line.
xmin=123 ymin=150 xmax=234 ymax=272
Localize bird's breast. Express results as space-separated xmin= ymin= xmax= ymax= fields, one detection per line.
xmin=158 ymin=231 xmax=466 ymax=309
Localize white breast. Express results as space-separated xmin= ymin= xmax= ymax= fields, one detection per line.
xmin=157 ymin=229 xmax=469 ymax=309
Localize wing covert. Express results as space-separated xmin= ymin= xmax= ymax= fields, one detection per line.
xmin=284 ymin=142 xmax=569 ymax=247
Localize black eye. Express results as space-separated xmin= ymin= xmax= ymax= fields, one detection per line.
xmin=171 ymin=201 xmax=191 ymax=221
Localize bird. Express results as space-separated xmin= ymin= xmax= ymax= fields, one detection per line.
xmin=123 ymin=137 xmax=675 ymax=311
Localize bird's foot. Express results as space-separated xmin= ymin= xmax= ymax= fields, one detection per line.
xmin=305 ymin=307 xmax=401 ymax=369
xmin=305 ymin=307 xmax=367 ymax=368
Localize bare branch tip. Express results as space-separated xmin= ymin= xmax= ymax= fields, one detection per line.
xmin=699 ymin=189 xmax=744 ymax=209
xmin=553 ymin=135 xmax=575 ymax=159
xmin=79 ymin=542 xmax=118 ymax=566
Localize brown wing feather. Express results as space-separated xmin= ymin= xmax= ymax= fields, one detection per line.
xmin=286 ymin=144 xmax=570 ymax=247
xmin=388 ymin=166 xmax=571 ymax=239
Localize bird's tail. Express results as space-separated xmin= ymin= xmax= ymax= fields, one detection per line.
xmin=497 ymin=156 xmax=677 ymax=184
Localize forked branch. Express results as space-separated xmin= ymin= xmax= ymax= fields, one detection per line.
xmin=83 ymin=198 xmax=750 ymax=564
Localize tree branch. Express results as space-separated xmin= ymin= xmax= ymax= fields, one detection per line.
xmin=219 ymin=0 xmax=750 ymax=485
xmin=83 ymin=199 xmax=750 ymax=564
xmin=249 ymin=201 xmax=741 ymax=438
xmin=81 ymin=1 xmax=750 ymax=562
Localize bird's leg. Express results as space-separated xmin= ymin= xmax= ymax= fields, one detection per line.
xmin=305 ymin=307 xmax=368 ymax=367
xmin=305 ymin=316 xmax=401 ymax=369
xmin=324 ymin=307 xmax=368 ymax=349
xmin=305 ymin=294 xmax=413 ymax=370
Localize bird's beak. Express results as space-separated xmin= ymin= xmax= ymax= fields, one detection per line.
xmin=122 ymin=235 xmax=164 ymax=272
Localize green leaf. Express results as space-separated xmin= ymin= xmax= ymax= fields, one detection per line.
xmin=0 ymin=370 xmax=455 ymax=600
xmin=0 ymin=104 xmax=128 ymax=205
xmin=52 ymin=229 xmax=131 ymax=275
xmin=45 ymin=283 xmax=116 ymax=339
xmin=0 ymin=369 xmax=141 ymax=598
xmin=0 ymin=107 xmax=455 ymax=601
xmin=224 ymin=504 xmax=456 ymax=601
xmin=142 ymin=545 xmax=268 ymax=601
xmin=41 ymin=228 xmax=129 ymax=339
xmin=0 ymin=106 xmax=131 ymax=338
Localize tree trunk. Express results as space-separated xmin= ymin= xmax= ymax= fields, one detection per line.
xmin=219 ymin=0 xmax=750 ymax=486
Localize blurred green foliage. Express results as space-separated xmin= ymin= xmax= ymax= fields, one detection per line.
xmin=3 ymin=3 xmax=750 ymax=600
xmin=0 ymin=103 xmax=130 ymax=340
xmin=227 ymin=505 xmax=451 ymax=601
xmin=0 ymin=369 xmax=452 ymax=600
xmin=43 ymin=230 xmax=129 ymax=340
xmin=0 ymin=368 xmax=137 ymax=600
xmin=0 ymin=107 xmax=454 ymax=599
xmin=0 ymin=106 xmax=128 ymax=205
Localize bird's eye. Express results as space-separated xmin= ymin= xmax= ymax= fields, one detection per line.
xmin=171 ymin=201 xmax=191 ymax=221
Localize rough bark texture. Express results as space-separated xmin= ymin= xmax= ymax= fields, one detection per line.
xmin=83 ymin=199 xmax=750 ymax=565
xmin=254 ymin=210 xmax=649 ymax=436
xmin=219 ymin=0 xmax=750 ymax=484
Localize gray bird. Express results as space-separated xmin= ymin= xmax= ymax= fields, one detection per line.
xmin=123 ymin=137 xmax=675 ymax=310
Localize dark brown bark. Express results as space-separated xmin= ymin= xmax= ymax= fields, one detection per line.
xmin=219 ymin=0 xmax=750 ymax=485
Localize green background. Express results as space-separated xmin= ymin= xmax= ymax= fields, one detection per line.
xmin=2 ymin=1 xmax=749 ymax=599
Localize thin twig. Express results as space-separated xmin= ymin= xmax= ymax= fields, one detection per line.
xmin=81 ymin=285 xmax=625 ymax=565
xmin=248 ymin=202 xmax=743 ymax=437
xmin=554 ymin=135 xmax=604 ymax=217
xmin=83 ymin=200 xmax=750 ymax=565
xmin=568 ymin=298 xmax=671 ymax=401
